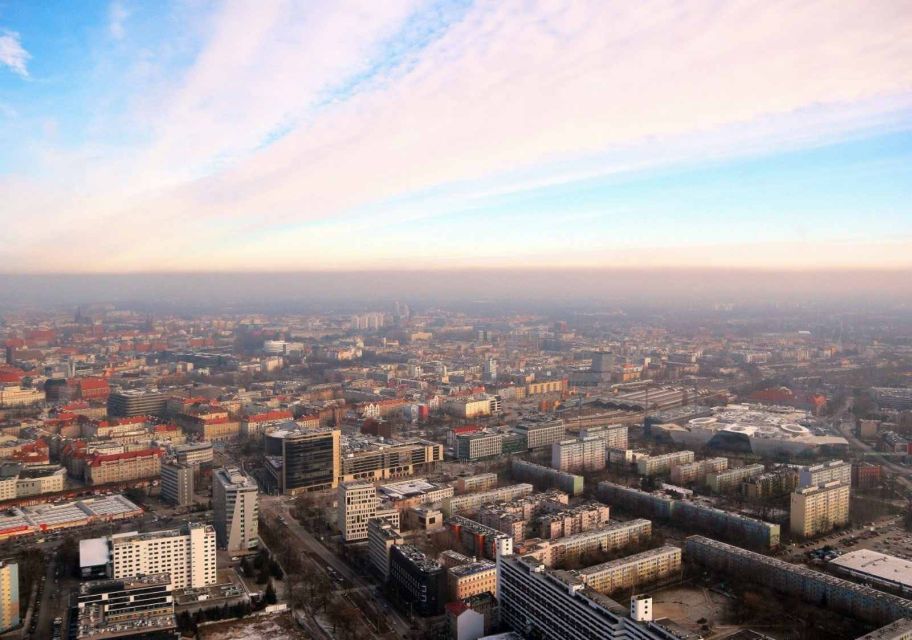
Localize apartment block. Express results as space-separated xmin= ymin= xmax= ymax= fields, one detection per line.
xmin=444 ymin=483 xmax=534 ymax=516
xmin=685 ymin=536 xmax=912 ymax=626
xmin=212 ymin=466 xmax=259 ymax=554
xmin=743 ymin=468 xmax=798 ymax=499
xmin=106 ymin=522 xmax=217 ymax=589
xmin=521 ymin=519 xmax=652 ymax=568
xmin=454 ymin=473 xmax=498 ymax=494
xmin=551 ymin=435 xmax=606 ymax=473
xmin=706 ymin=463 xmax=765 ymax=493
xmin=790 ymin=480 xmax=850 ymax=538
xmin=798 ymin=460 xmax=852 ymax=488
xmin=577 ymin=545 xmax=682 ymax=594
xmin=536 ymin=502 xmax=611 ymax=539
xmin=85 ymin=448 xmax=162 ymax=485
xmin=0 ymin=560 xmax=18 ymax=633
xmin=669 ymin=457 xmax=728 ymax=485
xmin=511 ymin=458 xmax=584 ymax=496
xmin=448 ymin=516 xmax=513 ymax=559
xmin=513 ymin=417 xmax=566 ymax=450
xmin=578 ymin=424 xmax=629 ymax=450
xmin=636 ymin=450 xmax=695 ymax=477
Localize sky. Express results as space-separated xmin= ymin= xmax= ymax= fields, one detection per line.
xmin=1 ymin=0 xmax=911 ymax=273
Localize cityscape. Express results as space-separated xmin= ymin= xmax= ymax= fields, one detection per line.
xmin=2 ymin=2 xmax=912 ymax=640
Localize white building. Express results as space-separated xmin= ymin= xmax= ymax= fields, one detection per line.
xmin=798 ymin=460 xmax=852 ymax=488
xmin=105 ymin=522 xmax=217 ymax=589
xmin=212 ymin=466 xmax=259 ymax=554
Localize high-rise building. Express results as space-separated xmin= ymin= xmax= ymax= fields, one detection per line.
xmin=551 ymin=435 xmax=606 ymax=472
xmin=265 ymin=426 xmax=340 ymax=494
xmin=798 ymin=460 xmax=852 ymax=488
xmin=367 ymin=518 xmax=403 ymax=581
xmin=706 ymin=463 xmax=764 ymax=493
xmin=790 ymin=480 xmax=850 ymax=538
xmin=104 ymin=522 xmax=217 ymax=589
xmin=160 ymin=462 xmax=194 ymax=507
xmin=212 ymin=466 xmax=259 ymax=554
xmin=514 ymin=417 xmax=565 ymax=449
xmin=636 ymin=450 xmax=695 ymax=476
xmin=338 ymin=481 xmax=398 ymax=542
xmin=389 ymin=545 xmax=446 ymax=616
xmin=0 ymin=559 xmax=19 ymax=633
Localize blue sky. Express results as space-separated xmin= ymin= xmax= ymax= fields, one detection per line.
xmin=1 ymin=0 xmax=911 ymax=272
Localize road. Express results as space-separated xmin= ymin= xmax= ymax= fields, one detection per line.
xmin=260 ymin=495 xmax=412 ymax=638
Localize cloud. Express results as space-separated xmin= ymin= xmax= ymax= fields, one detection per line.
xmin=2 ymin=0 xmax=912 ymax=272
xmin=109 ymin=2 xmax=129 ymax=40
xmin=0 ymin=29 xmax=29 ymax=77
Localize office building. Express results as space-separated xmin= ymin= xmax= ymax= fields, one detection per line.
xmin=105 ymin=522 xmax=217 ymax=589
xmin=212 ymin=466 xmax=259 ymax=554
xmin=578 ymin=546 xmax=682 ymax=594
xmin=367 ymin=518 xmax=403 ymax=581
xmin=457 ymin=432 xmax=503 ymax=462
xmin=798 ymin=460 xmax=852 ymax=488
xmin=107 ymin=390 xmax=166 ymax=418
xmin=636 ymin=451 xmax=695 ymax=477
xmin=552 ymin=436 xmax=606 ymax=473
xmin=72 ymin=573 xmax=175 ymax=640
xmin=173 ymin=442 xmax=214 ymax=467
xmin=790 ymin=480 xmax=850 ymax=537
xmin=511 ymin=458 xmax=584 ymax=496
xmin=706 ymin=463 xmax=764 ymax=493
xmin=160 ymin=463 xmax=194 ymax=507
xmin=685 ymin=536 xmax=912 ymax=626
xmin=514 ymin=417 xmax=565 ymax=450
xmin=339 ymin=438 xmax=443 ymax=483
xmin=265 ymin=426 xmax=340 ymax=494
xmin=0 ymin=560 xmax=18 ymax=633
xmin=377 ymin=478 xmax=454 ymax=513
xmin=854 ymin=619 xmax=912 ymax=640
xmin=389 ymin=545 xmax=446 ymax=616
xmin=339 ymin=481 xmax=378 ymax=542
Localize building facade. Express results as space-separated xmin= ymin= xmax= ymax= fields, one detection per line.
xmin=107 ymin=522 xmax=217 ymax=589
xmin=790 ymin=480 xmax=850 ymax=538
xmin=212 ymin=466 xmax=259 ymax=554
xmin=160 ymin=462 xmax=194 ymax=507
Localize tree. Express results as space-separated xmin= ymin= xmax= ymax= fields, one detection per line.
xmin=265 ymin=579 xmax=278 ymax=605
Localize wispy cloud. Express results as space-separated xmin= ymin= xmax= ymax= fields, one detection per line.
xmin=108 ymin=2 xmax=129 ymax=40
xmin=1 ymin=0 xmax=911 ymax=272
xmin=0 ymin=29 xmax=29 ymax=77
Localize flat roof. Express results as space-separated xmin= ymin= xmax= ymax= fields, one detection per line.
xmin=830 ymin=550 xmax=912 ymax=589
xmin=80 ymin=537 xmax=109 ymax=568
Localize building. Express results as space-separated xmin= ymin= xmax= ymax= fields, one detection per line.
xmin=706 ymin=463 xmax=764 ymax=494
xmin=457 ymin=433 xmax=503 ymax=462
xmin=389 ymin=545 xmax=446 ymax=616
xmin=669 ymin=457 xmax=727 ymax=485
xmin=173 ymin=442 xmax=214 ymax=467
xmin=636 ymin=451 xmax=695 ymax=477
xmin=367 ymin=518 xmax=403 ymax=580
xmin=852 ymin=462 xmax=883 ymax=490
xmin=455 ymin=473 xmax=498 ymax=494
xmin=448 ymin=516 xmax=513 ymax=559
xmin=521 ymin=519 xmax=652 ymax=568
xmin=0 ymin=560 xmax=18 ymax=633
xmin=212 ymin=466 xmax=259 ymax=554
xmin=513 ymin=417 xmax=565 ymax=450
xmin=0 ymin=495 xmax=142 ymax=542
xmin=160 ymin=463 xmax=194 ymax=507
xmin=85 ymin=448 xmax=162 ymax=484
xmin=444 ymin=484 xmax=534 ymax=516
xmin=829 ymin=550 xmax=912 ymax=596
xmin=790 ymin=480 xmax=850 ymax=538
xmin=685 ymin=536 xmax=912 ymax=626
xmin=0 ymin=385 xmax=43 ymax=408
xmin=536 ymin=502 xmax=611 ymax=539
xmin=449 ymin=560 xmax=497 ymax=600
xmin=378 ymin=478 xmax=454 ymax=513
xmin=551 ymin=435 xmax=606 ymax=473
xmin=577 ymin=424 xmax=629 ymax=450
xmin=511 ymin=459 xmax=584 ymax=496
xmin=577 ymin=546 xmax=682 ymax=594
xmin=0 ymin=463 xmax=66 ymax=499
xmin=743 ymin=467 xmax=799 ymax=499
xmin=72 ymin=573 xmax=175 ymax=640
xmin=798 ymin=460 xmax=852 ymax=488
xmin=105 ymin=522 xmax=217 ymax=589
xmin=266 ymin=426 xmax=340 ymax=494
xmin=340 ymin=438 xmax=443 ymax=483
xmin=854 ymin=619 xmax=912 ymax=640
xmin=446 ymin=396 xmax=495 ymax=419
xmin=497 ymin=543 xmax=683 ymax=640
xmin=339 ymin=481 xmax=378 ymax=542
xmin=598 ymin=482 xmax=780 ymax=549
xmin=107 ymin=390 xmax=166 ymax=417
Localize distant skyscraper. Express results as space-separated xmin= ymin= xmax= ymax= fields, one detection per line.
xmin=483 ymin=357 xmax=497 ymax=382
